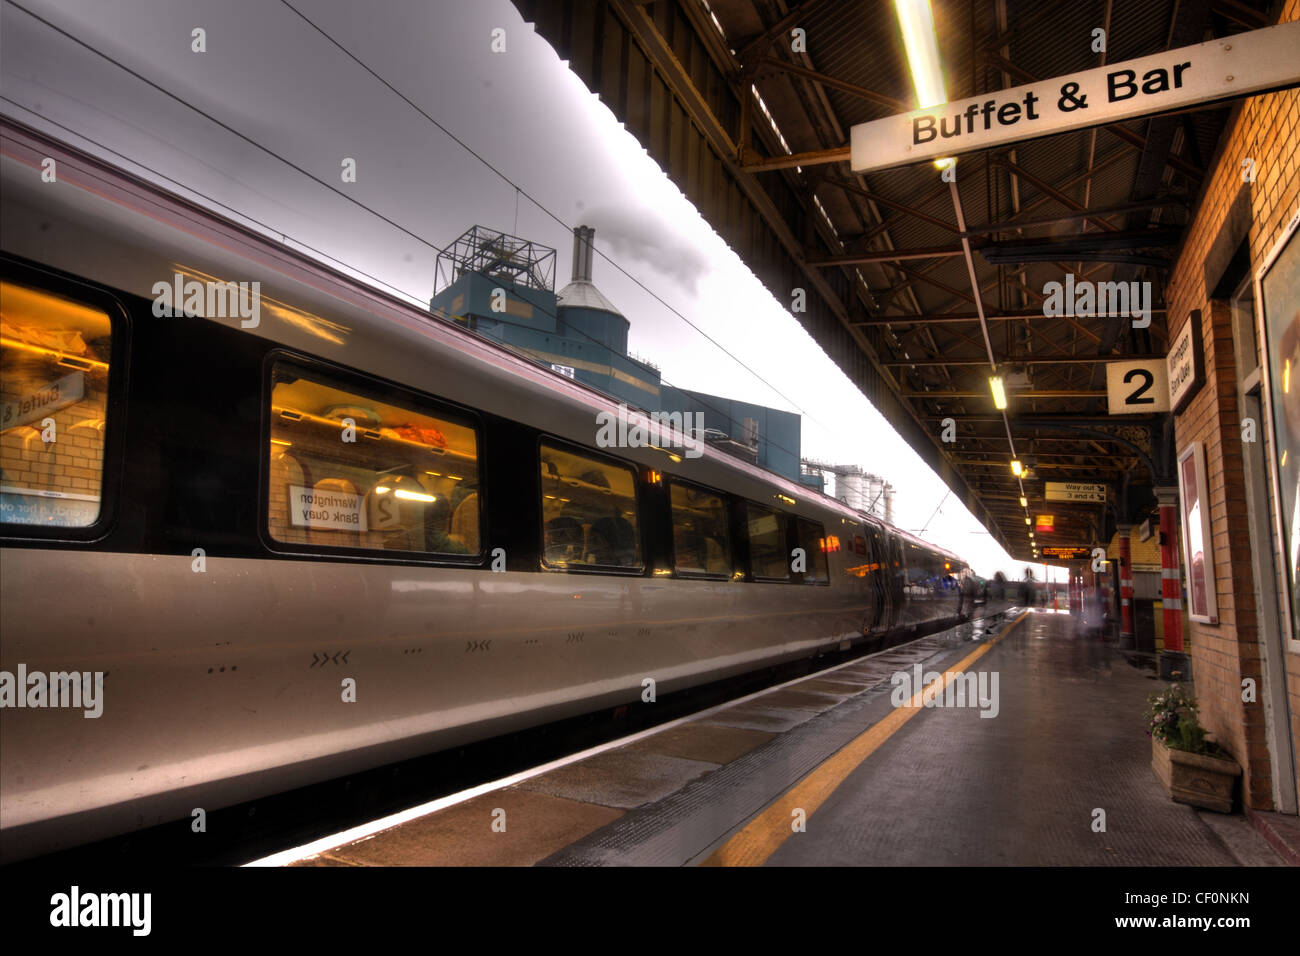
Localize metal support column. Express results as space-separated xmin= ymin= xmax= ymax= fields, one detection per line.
xmin=1118 ymin=526 xmax=1135 ymax=650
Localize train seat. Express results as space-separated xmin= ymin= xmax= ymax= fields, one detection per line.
xmin=544 ymin=515 xmax=584 ymax=565
xmin=588 ymin=515 xmax=636 ymax=566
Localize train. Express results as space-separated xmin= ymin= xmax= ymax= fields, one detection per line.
xmin=0 ymin=117 xmax=975 ymax=862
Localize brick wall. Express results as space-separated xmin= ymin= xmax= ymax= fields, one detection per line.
xmin=0 ymin=361 xmax=108 ymax=522
xmin=1165 ymin=0 xmax=1300 ymax=810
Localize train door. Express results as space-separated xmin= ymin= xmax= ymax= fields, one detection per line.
xmin=865 ymin=526 xmax=888 ymax=634
xmin=889 ymin=534 xmax=908 ymax=628
xmin=912 ymin=546 xmax=932 ymax=625
xmin=945 ymin=560 xmax=962 ymax=619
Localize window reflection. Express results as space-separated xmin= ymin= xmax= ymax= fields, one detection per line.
xmin=540 ymin=443 xmax=639 ymax=569
xmin=267 ymin=362 xmax=480 ymax=554
xmin=671 ymin=481 xmax=730 ymax=576
xmin=0 ymin=282 xmax=112 ymax=528
xmin=747 ymin=503 xmax=788 ymax=580
xmin=795 ymin=518 xmax=829 ymax=584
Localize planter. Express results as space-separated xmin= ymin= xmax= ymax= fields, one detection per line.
xmin=1151 ymin=736 xmax=1241 ymax=813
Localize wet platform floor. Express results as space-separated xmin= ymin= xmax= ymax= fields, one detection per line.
xmin=287 ymin=610 xmax=1286 ymax=866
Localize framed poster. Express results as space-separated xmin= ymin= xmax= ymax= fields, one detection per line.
xmin=1176 ymin=442 xmax=1218 ymax=625
xmin=1255 ymin=205 xmax=1300 ymax=647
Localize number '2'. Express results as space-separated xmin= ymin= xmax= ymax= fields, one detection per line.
xmin=1123 ymin=368 xmax=1155 ymax=405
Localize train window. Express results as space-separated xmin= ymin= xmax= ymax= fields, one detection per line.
xmin=795 ymin=518 xmax=830 ymax=584
xmin=540 ymin=443 xmax=639 ymax=570
xmin=267 ymin=360 xmax=481 ymax=555
xmin=669 ymin=480 xmax=730 ymax=577
xmin=0 ymin=282 xmax=112 ymax=528
xmin=906 ymin=545 xmax=930 ymax=589
xmin=746 ymin=503 xmax=789 ymax=580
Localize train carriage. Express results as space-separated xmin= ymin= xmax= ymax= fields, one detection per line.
xmin=0 ymin=119 xmax=972 ymax=861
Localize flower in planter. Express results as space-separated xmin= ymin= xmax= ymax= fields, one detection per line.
xmin=1145 ymin=683 xmax=1209 ymax=754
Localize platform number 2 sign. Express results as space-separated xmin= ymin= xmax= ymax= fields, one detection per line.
xmin=1105 ymin=360 xmax=1170 ymax=415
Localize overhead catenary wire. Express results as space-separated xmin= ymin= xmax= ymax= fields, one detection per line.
xmin=3 ymin=0 xmax=825 ymax=470
xmin=273 ymin=0 xmax=816 ymax=425
xmin=3 ymin=0 xmax=985 ymax=550
xmin=918 ymin=489 xmax=951 ymax=537
xmin=4 ymin=92 xmax=820 ymax=472
xmin=3 ymin=97 xmax=819 ymax=474
xmin=0 ymin=0 xmax=837 ymax=489
xmin=1 ymin=1 xmax=459 ymax=256
xmin=0 ymin=97 xmax=429 ymax=308
xmin=1 ymin=134 xmax=821 ymax=476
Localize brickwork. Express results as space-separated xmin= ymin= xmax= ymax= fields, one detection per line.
xmin=0 ymin=284 xmax=111 ymax=528
xmin=0 ymin=381 xmax=106 ymax=496
xmin=1165 ymin=0 xmax=1300 ymax=810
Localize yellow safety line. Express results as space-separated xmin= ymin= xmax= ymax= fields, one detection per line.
xmin=700 ymin=610 xmax=1032 ymax=867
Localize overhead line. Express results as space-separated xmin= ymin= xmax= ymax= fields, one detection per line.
xmin=6 ymin=0 xmax=1003 ymax=549
xmin=5 ymin=0 xmax=815 ymax=430
xmin=0 ymin=97 xmax=427 ymax=307
xmin=3 ymin=95 xmax=816 ymax=469
xmin=275 ymin=0 xmax=817 ymax=425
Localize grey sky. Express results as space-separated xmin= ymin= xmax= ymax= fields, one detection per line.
xmin=1 ymin=0 xmax=1045 ymax=579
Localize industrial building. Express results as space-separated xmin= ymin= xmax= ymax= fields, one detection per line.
xmin=430 ymin=223 xmax=804 ymax=480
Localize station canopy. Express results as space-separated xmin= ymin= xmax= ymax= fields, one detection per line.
xmin=512 ymin=0 xmax=1282 ymax=561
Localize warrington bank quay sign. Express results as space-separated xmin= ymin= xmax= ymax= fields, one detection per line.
xmin=851 ymin=22 xmax=1300 ymax=174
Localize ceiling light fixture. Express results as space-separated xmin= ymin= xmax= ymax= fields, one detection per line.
xmin=894 ymin=0 xmax=946 ymax=108
xmin=894 ymin=0 xmax=952 ymax=169
xmin=989 ymin=375 xmax=1007 ymax=409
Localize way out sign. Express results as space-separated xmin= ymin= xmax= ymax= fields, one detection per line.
xmin=850 ymin=21 xmax=1300 ymax=173
xmin=1046 ymin=482 xmax=1106 ymax=504
xmin=1106 ymin=359 xmax=1170 ymax=414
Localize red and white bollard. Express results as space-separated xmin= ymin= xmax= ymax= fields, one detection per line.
xmin=1154 ymin=487 xmax=1190 ymax=680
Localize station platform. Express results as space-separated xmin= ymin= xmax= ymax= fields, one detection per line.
xmin=283 ymin=609 xmax=1286 ymax=867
